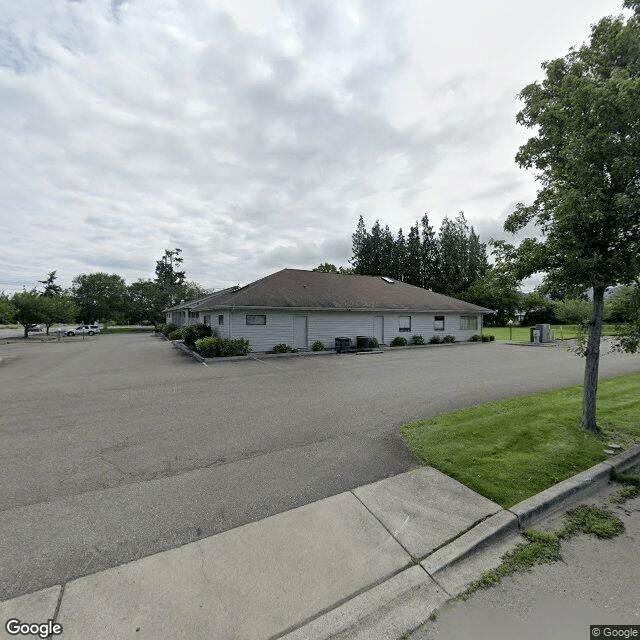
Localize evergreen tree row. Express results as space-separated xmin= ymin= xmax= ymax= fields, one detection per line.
xmin=350 ymin=212 xmax=489 ymax=298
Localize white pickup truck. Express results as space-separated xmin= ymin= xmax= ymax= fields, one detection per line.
xmin=64 ymin=324 xmax=100 ymax=336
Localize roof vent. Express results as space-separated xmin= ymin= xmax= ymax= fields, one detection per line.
xmin=381 ymin=277 xmax=395 ymax=284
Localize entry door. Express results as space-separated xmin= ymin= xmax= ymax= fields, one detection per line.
xmin=293 ymin=316 xmax=308 ymax=349
xmin=373 ymin=316 xmax=384 ymax=344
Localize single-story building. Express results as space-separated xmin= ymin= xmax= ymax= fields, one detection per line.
xmin=165 ymin=269 xmax=493 ymax=352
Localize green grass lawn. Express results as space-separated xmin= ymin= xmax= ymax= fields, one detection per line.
xmin=485 ymin=324 xmax=619 ymax=342
xmin=401 ymin=372 xmax=640 ymax=508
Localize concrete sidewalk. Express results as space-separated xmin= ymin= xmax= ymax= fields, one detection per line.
xmin=2 ymin=447 xmax=639 ymax=640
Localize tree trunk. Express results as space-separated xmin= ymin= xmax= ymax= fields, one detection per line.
xmin=580 ymin=286 xmax=605 ymax=433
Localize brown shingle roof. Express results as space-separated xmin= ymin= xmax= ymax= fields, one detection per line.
xmin=196 ymin=269 xmax=492 ymax=313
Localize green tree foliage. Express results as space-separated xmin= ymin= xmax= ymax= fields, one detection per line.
xmin=436 ymin=214 xmax=470 ymax=296
xmin=505 ymin=1 xmax=640 ymax=432
xmin=462 ymin=241 xmax=520 ymax=326
xmin=403 ymin=222 xmax=422 ymax=286
xmin=312 ymin=263 xmax=353 ymax=274
xmin=39 ymin=295 xmax=78 ymax=334
xmin=605 ymin=284 xmax=637 ymax=323
xmin=612 ymin=283 xmax=640 ymax=352
xmin=420 ymin=214 xmax=439 ymax=290
xmin=126 ymin=279 xmax=165 ymax=326
xmin=520 ymin=290 xmax=558 ymax=325
xmin=393 ymin=228 xmax=407 ymax=281
xmin=155 ymin=248 xmax=186 ymax=309
xmin=313 ymin=263 xmax=340 ymax=273
xmin=38 ymin=271 xmax=63 ymax=297
xmin=349 ymin=212 xmax=487 ymax=296
xmin=11 ymin=290 xmax=44 ymax=337
xmin=553 ymin=298 xmax=593 ymax=325
xmin=0 ymin=293 xmax=15 ymax=324
xmin=72 ymin=273 xmax=127 ymax=323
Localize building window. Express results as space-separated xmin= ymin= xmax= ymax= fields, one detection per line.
xmin=203 ymin=315 xmax=211 ymax=326
xmin=460 ymin=315 xmax=478 ymax=331
xmin=399 ymin=316 xmax=411 ymax=332
xmin=434 ymin=315 xmax=445 ymax=331
xmin=246 ymin=314 xmax=266 ymax=325
xmin=218 ymin=314 xmax=224 ymax=325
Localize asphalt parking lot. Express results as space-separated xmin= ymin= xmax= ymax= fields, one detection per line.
xmin=1 ymin=333 xmax=639 ymax=600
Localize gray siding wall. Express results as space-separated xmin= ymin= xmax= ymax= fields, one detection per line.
xmin=223 ymin=310 xmax=483 ymax=352
xmin=230 ymin=311 xmax=293 ymax=352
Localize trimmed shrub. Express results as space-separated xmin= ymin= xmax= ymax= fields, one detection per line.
xmin=443 ymin=334 xmax=456 ymax=343
xmin=162 ymin=323 xmax=179 ymax=336
xmin=391 ymin=336 xmax=408 ymax=347
xmin=195 ymin=337 xmax=251 ymax=357
xmin=312 ymin=340 xmax=325 ymax=351
xmin=168 ymin=328 xmax=185 ymax=340
xmin=470 ymin=334 xmax=482 ymax=342
xmin=369 ymin=337 xmax=379 ymax=349
xmin=182 ymin=323 xmax=213 ymax=349
xmin=429 ymin=335 xmax=442 ymax=344
xmin=412 ymin=335 xmax=425 ymax=345
xmin=274 ymin=343 xmax=294 ymax=353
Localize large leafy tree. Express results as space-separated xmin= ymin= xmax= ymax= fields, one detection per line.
xmin=39 ymin=295 xmax=78 ymax=335
xmin=0 ymin=293 xmax=15 ymax=325
xmin=72 ymin=273 xmax=128 ymax=323
xmin=462 ymin=241 xmax=521 ymax=326
xmin=11 ymin=290 xmax=43 ymax=337
xmin=505 ymin=1 xmax=640 ymax=432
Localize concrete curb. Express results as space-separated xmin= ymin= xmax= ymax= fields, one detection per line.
xmin=280 ymin=566 xmax=448 ymax=640
xmin=170 ymin=339 xmax=205 ymax=363
xmin=603 ymin=444 xmax=640 ymax=475
xmin=286 ymin=447 xmax=640 ymax=639
xmin=508 ymin=445 xmax=640 ymax=528
xmin=421 ymin=510 xmax=518 ymax=577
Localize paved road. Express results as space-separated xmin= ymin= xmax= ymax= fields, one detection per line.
xmin=1 ymin=334 xmax=639 ymax=600
xmin=412 ymin=480 xmax=640 ymax=640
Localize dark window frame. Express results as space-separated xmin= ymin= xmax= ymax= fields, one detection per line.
xmin=246 ymin=314 xmax=266 ymax=326
xmin=434 ymin=315 xmax=445 ymax=331
xmin=399 ymin=315 xmax=411 ymax=332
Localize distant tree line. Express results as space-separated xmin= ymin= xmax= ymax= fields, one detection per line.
xmin=0 ymin=249 xmax=209 ymax=336
xmin=349 ymin=213 xmax=490 ymax=297
xmin=312 ymin=215 xmax=639 ymax=329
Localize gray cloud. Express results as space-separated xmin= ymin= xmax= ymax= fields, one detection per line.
xmin=0 ymin=0 xmax=622 ymax=293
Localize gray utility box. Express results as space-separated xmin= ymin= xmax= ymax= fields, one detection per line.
xmin=356 ymin=336 xmax=370 ymax=350
xmin=530 ymin=324 xmax=551 ymax=343
xmin=335 ymin=337 xmax=351 ymax=353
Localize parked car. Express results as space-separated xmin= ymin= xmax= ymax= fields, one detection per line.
xmin=65 ymin=324 xmax=100 ymax=336
xmin=27 ymin=324 xmax=42 ymax=333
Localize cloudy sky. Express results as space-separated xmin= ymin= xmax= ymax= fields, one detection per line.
xmin=0 ymin=0 xmax=625 ymax=293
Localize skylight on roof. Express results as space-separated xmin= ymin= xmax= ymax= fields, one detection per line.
xmin=381 ymin=277 xmax=395 ymax=283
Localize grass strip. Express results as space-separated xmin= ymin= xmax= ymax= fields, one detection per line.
xmin=401 ymin=372 xmax=640 ymax=508
xmin=610 ymin=470 xmax=640 ymax=503
xmin=484 ymin=324 xmax=620 ymax=342
xmin=459 ymin=505 xmax=624 ymax=600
